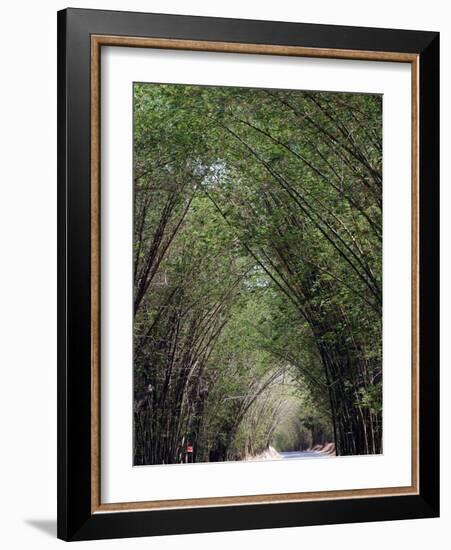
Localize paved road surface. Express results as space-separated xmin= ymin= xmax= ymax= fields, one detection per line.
xmin=279 ymin=450 xmax=329 ymax=459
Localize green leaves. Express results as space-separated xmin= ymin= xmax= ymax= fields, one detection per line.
xmin=133 ymin=82 xmax=383 ymax=463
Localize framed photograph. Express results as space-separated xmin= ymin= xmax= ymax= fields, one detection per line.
xmin=57 ymin=8 xmax=439 ymax=541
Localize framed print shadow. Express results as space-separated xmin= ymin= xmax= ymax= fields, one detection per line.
xmin=57 ymin=8 xmax=439 ymax=542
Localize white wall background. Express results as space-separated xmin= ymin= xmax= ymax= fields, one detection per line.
xmin=0 ymin=1 xmax=447 ymax=547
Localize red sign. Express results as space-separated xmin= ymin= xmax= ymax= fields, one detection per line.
xmin=186 ymin=445 xmax=193 ymax=453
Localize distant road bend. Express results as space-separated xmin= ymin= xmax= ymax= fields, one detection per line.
xmin=279 ymin=450 xmax=331 ymax=459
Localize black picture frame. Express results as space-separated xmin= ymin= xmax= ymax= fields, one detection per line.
xmin=57 ymin=7 xmax=439 ymax=541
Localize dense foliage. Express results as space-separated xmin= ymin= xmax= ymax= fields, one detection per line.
xmin=133 ymin=83 xmax=382 ymax=465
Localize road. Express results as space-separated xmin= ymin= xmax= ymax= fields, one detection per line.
xmin=279 ymin=450 xmax=330 ymax=459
